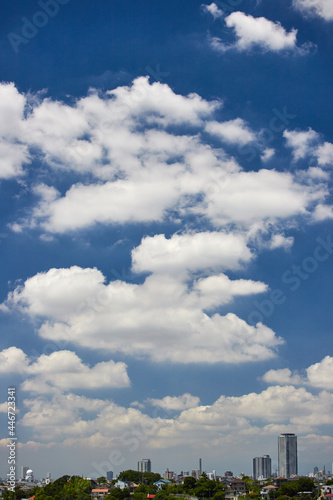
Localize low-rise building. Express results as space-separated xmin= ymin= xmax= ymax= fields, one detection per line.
xmin=91 ymin=487 xmax=110 ymax=498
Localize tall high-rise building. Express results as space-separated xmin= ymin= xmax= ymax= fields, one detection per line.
xmin=278 ymin=433 xmax=298 ymax=478
xmin=21 ymin=466 xmax=29 ymax=481
xmin=106 ymin=471 xmax=113 ymax=481
xmin=138 ymin=459 xmax=151 ymax=473
xmin=253 ymin=455 xmax=272 ymax=479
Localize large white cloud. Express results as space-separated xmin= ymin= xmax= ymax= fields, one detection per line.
xmin=212 ymin=12 xmax=298 ymax=52
xmin=15 ymin=385 xmax=333 ymax=457
xmin=1 ymin=265 xmax=281 ymax=364
xmin=0 ymin=79 xmax=327 ymax=236
xmin=293 ymin=0 xmax=333 ymax=20
xmin=0 ymin=346 xmax=130 ymax=392
xmin=132 ymin=231 xmax=253 ymax=275
xmin=262 ymin=356 xmax=333 ymax=391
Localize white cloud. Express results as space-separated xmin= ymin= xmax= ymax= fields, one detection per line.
xmin=306 ymin=356 xmax=333 ymax=390
xmin=284 ymin=128 xmax=319 ymax=161
xmin=203 ymin=169 xmax=321 ymax=227
xmin=293 ymin=0 xmax=333 ymax=20
xmin=312 ymin=203 xmax=333 ymax=221
xmin=269 ymin=234 xmax=294 ymax=250
xmin=205 ymin=118 xmax=256 ymax=145
xmin=148 ymin=393 xmax=201 ymax=411
xmin=0 ymin=80 xmax=326 ymax=236
xmin=132 ymin=231 xmax=253 ymax=275
xmin=24 ymin=163 xmax=324 ymax=234
xmin=0 ymin=346 xmax=30 ymax=373
xmin=315 ymin=142 xmax=333 ymax=166
xmin=0 ymin=83 xmax=30 ymax=179
xmin=0 ymin=402 xmax=9 ymax=413
xmin=21 ymin=393 xmax=110 ymax=441
xmin=262 ymin=356 xmax=333 ymax=391
xmin=212 ymin=12 xmax=298 ymax=52
xmin=202 ymin=3 xmax=224 ymax=19
xmin=261 ymin=148 xmax=275 ymax=162
xmin=16 ymin=385 xmax=333 ymax=453
xmin=2 ymin=266 xmax=282 ymax=364
xmin=262 ymin=368 xmax=303 ymax=385
xmin=0 ymin=346 xmax=130 ymax=392
xmin=0 ymin=83 xmax=26 ymax=139
xmin=193 ymin=274 xmax=267 ymax=309
xmin=0 ymin=141 xmax=30 ymax=179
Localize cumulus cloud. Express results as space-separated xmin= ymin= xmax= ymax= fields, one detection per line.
xmin=0 ymin=346 xmax=30 ymax=373
xmin=202 ymin=3 xmax=224 ymax=19
xmin=293 ymin=0 xmax=333 ymax=20
xmin=16 ymin=385 xmax=333 ymax=453
xmin=0 ymin=347 xmax=130 ymax=392
xmin=269 ymin=234 xmax=294 ymax=250
xmin=262 ymin=356 xmax=333 ymax=391
xmin=203 ymin=169 xmax=322 ymax=227
xmin=312 ymin=203 xmax=333 ymax=221
xmin=284 ymin=128 xmax=319 ymax=161
xmin=132 ymin=232 xmax=253 ymax=275
xmin=211 ymin=12 xmax=298 ymax=52
xmin=315 ymin=142 xmax=333 ymax=166
xmin=284 ymin=128 xmax=333 ymax=177
xmin=148 ymin=393 xmax=201 ymax=411
xmin=306 ymin=356 xmax=333 ymax=390
xmin=261 ymin=148 xmax=275 ymax=162
xmin=0 ymin=79 xmax=327 ymax=236
xmin=1 ymin=266 xmax=282 ymax=364
xmin=205 ymin=118 xmax=256 ymax=145
xmin=262 ymin=368 xmax=303 ymax=385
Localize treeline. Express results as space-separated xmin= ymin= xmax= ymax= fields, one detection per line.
xmin=269 ymin=477 xmax=317 ymax=500
xmin=2 ymin=475 xmax=92 ymax=500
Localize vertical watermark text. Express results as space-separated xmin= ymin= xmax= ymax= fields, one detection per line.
xmin=7 ymin=387 xmax=17 ymax=493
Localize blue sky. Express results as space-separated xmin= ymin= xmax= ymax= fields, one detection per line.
xmin=0 ymin=0 xmax=333 ymax=481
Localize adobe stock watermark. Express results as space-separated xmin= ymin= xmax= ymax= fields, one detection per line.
xmin=8 ymin=0 xmax=71 ymax=54
xmin=248 ymin=235 xmax=333 ymax=325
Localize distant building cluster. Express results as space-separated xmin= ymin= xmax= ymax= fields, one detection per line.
xmin=2 ymin=433 xmax=333 ymax=498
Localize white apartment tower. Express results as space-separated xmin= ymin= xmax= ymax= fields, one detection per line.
xmin=138 ymin=459 xmax=151 ymax=473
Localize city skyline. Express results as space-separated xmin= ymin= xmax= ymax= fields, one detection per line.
xmin=0 ymin=0 xmax=333 ymax=480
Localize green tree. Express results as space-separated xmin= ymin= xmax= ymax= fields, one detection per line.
xmin=118 ymin=470 xmax=142 ymax=483
xmin=298 ymin=478 xmax=315 ymax=492
xmin=106 ymin=487 xmax=131 ymax=500
xmin=278 ymin=481 xmax=299 ymax=497
xmin=143 ymin=472 xmax=161 ymax=485
xmin=213 ymin=491 xmax=226 ymax=500
xmin=133 ymin=493 xmax=148 ymax=500
xmin=184 ymin=476 xmax=197 ymax=491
